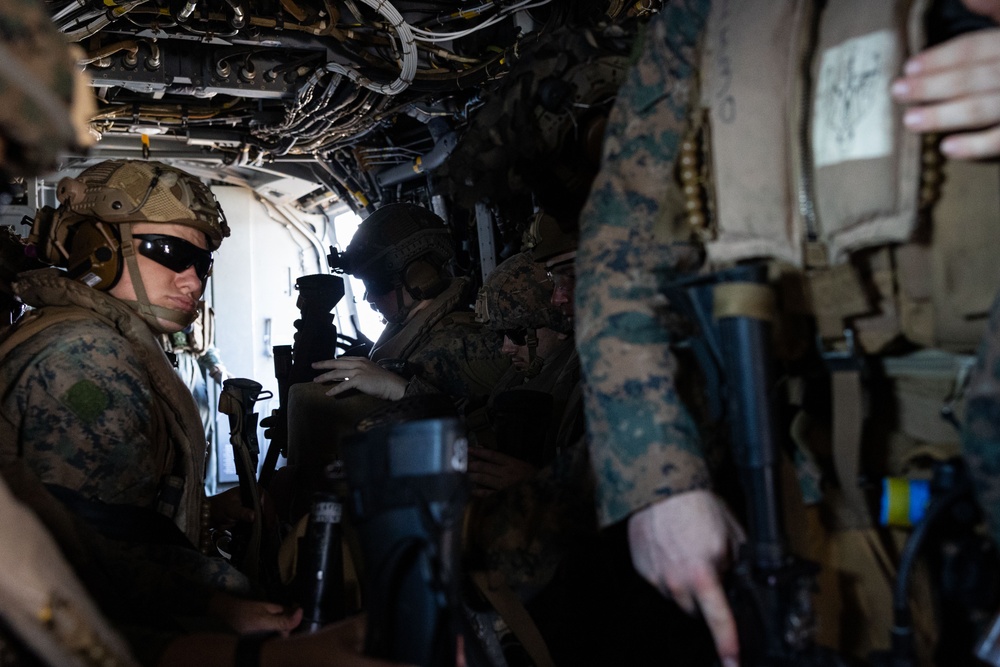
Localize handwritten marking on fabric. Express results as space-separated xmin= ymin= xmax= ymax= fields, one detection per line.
xmin=813 ymin=30 xmax=897 ymax=167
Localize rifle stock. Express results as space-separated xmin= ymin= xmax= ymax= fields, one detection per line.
xmin=218 ymin=377 xmax=270 ymax=583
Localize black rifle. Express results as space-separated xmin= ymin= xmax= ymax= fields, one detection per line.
xmin=260 ymin=274 xmax=344 ymax=491
xmin=664 ymin=263 xmax=852 ymax=667
xmin=218 ymin=377 xmax=271 ymax=583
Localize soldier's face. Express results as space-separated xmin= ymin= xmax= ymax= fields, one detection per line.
xmin=501 ymin=333 xmax=529 ymax=369
xmin=502 ymin=327 xmax=566 ymax=371
xmin=547 ymin=264 xmax=575 ymax=317
xmin=109 ymin=222 xmax=206 ymax=333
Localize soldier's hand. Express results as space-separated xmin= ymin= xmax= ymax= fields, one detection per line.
xmin=892 ymin=24 xmax=1000 ymax=158
xmin=467 ymin=447 xmax=537 ymax=496
xmin=267 ymin=615 xmax=417 ymax=667
xmin=312 ymin=357 xmax=408 ymax=401
xmin=207 ymin=593 xmax=303 ymax=636
xmin=208 ymin=486 xmax=254 ymax=529
xmin=627 ymin=490 xmax=745 ymax=667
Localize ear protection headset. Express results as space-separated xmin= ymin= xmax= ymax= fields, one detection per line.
xmin=402 ymin=257 xmax=446 ymax=301
xmin=63 ymin=219 xmax=123 ymax=290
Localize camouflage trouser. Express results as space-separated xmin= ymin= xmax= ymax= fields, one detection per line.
xmin=963 ymin=290 xmax=1000 ymax=546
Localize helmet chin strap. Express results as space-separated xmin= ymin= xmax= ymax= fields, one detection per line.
xmin=522 ymin=329 xmax=544 ymax=378
xmin=117 ymin=226 xmax=199 ymax=332
xmin=384 ymin=284 xmax=413 ymax=325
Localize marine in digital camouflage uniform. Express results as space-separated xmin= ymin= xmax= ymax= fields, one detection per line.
xmin=0 ymin=3 xmax=137 ymax=664
xmin=578 ymin=0 xmax=1000 ymax=664
xmin=324 ymin=203 xmax=509 ymax=407
xmin=575 ymin=0 xmax=711 ymax=528
xmin=0 ymin=160 xmax=261 ymax=652
xmin=474 ymin=249 xmax=581 ymax=465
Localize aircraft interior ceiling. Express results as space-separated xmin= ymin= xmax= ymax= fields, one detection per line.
xmin=50 ymin=0 xmax=658 ymax=259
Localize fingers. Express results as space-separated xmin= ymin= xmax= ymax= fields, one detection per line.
xmin=270 ymin=607 xmax=303 ymax=637
xmin=324 ymin=379 xmax=355 ymax=397
xmin=691 ymin=572 xmax=740 ymax=667
xmin=940 ymin=123 xmax=1000 ymax=157
xmin=894 ymin=60 xmax=1000 ymax=102
xmin=901 ymin=91 xmax=1000 ymax=131
xmin=468 ymin=447 xmax=508 ymax=463
xmin=902 ymin=28 xmax=1000 ymax=76
xmin=312 ymin=358 xmax=372 ymax=381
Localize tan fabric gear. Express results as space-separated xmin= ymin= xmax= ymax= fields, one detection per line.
xmin=53 ymin=160 xmax=229 ymax=250
xmin=0 ymin=0 xmax=95 ymax=178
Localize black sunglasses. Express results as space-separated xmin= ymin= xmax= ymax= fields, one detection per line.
xmin=500 ymin=328 xmax=528 ymax=345
xmin=133 ymin=233 xmax=213 ymax=283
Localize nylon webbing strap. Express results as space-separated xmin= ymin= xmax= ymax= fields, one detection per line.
xmin=712 ymin=282 xmax=777 ymax=322
xmin=470 ymin=570 xmax=556 ymax=667
xmin=831 ymin=369 xmax=871 ymax=528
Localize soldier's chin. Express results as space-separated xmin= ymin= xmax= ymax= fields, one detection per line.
xmin=155 ymin=317 xmax=187 ymax=334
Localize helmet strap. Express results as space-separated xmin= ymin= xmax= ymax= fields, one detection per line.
xmin=523 ymin=328 xmax=544 ymax=378
xmin=385 ymin=284 xmax=413 ymax=325
xmin=118 ymin=225 xmax=199 ymax=331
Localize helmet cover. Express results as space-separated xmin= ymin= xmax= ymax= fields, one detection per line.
xmin=52 ymin=159 xmax=229 ymax=250
xmin=475 ymin=250 xmax=570 ymax=334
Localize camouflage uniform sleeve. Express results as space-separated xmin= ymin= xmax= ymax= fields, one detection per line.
xmin=962 ymin=290 xmax=1000 ymax=544
xmin=465 ymin=436 xmax=596 ymax=596
xmin=575 ymin=0 xmax=712 ymax=528
xmin=0 ymin=319 xmax=165 ymax=508
xmin=404 ymin=319 xmax=509 ymax=402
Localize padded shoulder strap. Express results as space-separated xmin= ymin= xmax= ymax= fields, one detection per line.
xmin=0 ymin=306 xmax=94 ymax=360
xmin=0 ymin=308 xmax=96 ymax=449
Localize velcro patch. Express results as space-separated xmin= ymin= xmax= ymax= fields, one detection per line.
xmin=62 ymin=379 xmax=108 ymax=424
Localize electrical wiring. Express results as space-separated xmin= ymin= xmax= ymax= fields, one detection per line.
xmin=407 ymin=0 xmax=552 ymax=42
xmin=61 ymin=0 xmax=151 ymax=41
xmin=323 ymin=0 xmax=417 ymax=96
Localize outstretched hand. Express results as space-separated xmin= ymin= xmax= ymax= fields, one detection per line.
xmin=627 ymin=490 xmax=745 ymax=667
xmin=311 ymin=357 xmax=408 ymax=401
xmin=208 ymin=593 xmax=303 ymax=636
xmin=892 ymin=26 xmax=1000 ymax=158
xmin=467 ymin=447 xmax=537 ymax=496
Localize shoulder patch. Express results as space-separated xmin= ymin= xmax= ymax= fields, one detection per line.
xmin=62 ymin=379 xmax=109 ymax=423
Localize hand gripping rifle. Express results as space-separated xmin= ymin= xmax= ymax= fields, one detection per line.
xmin=663 ymin=263 xmax=853 ymax=667
xmin=218 ymin=377 xmax=271 ymax=583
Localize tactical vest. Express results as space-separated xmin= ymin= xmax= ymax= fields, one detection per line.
xmin=689 ymin=3 xmax=999 ymax=658
xmin=0 ymin=270 xmax=207 ymax=547
xmin=695 ymin=0 xmax=1000 ymax=355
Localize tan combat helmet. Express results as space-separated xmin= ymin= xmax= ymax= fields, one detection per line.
xmin=0 ymin=0 xmax=95 ymax=178
xmin=27 ymin=159 xmax=230 ymax=330
xmin=525 ymin=210 xmax=578 ymax=268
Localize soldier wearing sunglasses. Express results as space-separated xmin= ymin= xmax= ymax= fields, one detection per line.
xmin=0 ymin=160 xmax=329 ymax=659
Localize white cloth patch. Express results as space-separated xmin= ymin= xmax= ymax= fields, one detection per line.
xmin=812 ymin=30 xmax=898 ymax=168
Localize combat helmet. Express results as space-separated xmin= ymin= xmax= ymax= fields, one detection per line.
xmin=475 ymin=250 xmax=570 ymax=335
xmin=330 ymin=203 xmax=454 ymax=322
xmin=0 ymin=0 xmax=95 ymax=178
xmin=476 ymin=250 xmax=571 ymax=378
xmin=27 ymin=159 xmax=230 ymax=330
xmin=524 ymin=211 xmax=578 ymax=268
